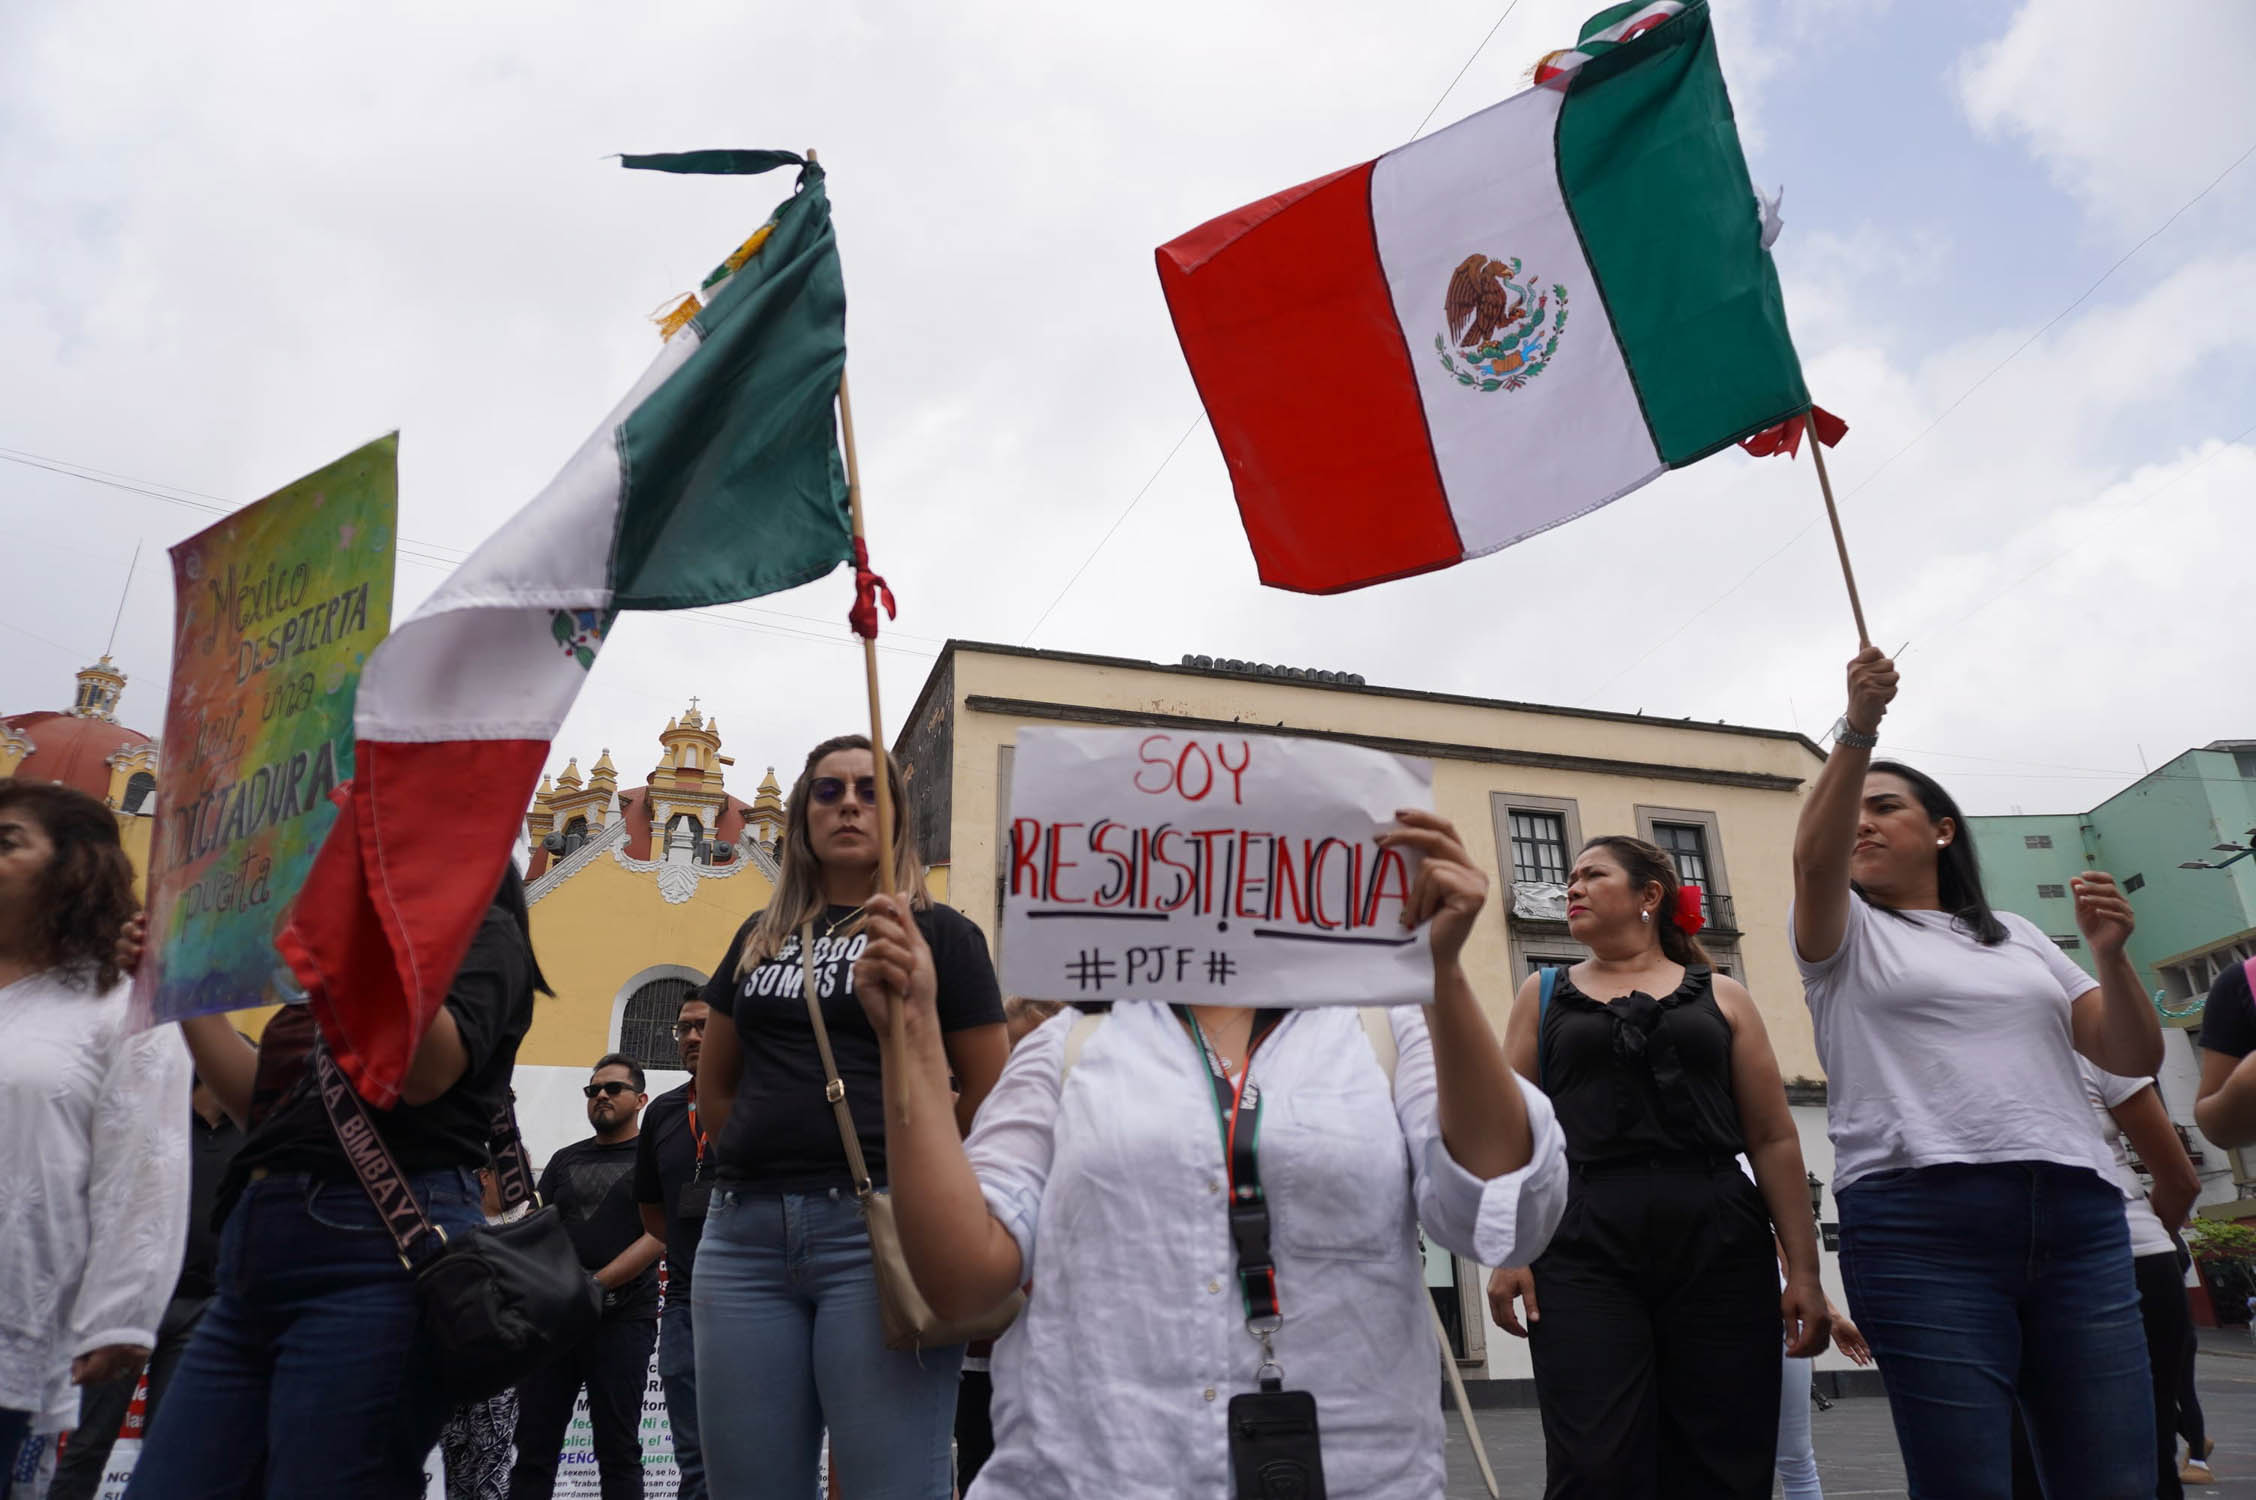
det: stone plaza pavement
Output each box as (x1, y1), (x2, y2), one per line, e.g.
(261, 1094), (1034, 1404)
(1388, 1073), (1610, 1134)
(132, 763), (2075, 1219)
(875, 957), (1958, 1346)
(1440, 1337), (2256, 1498)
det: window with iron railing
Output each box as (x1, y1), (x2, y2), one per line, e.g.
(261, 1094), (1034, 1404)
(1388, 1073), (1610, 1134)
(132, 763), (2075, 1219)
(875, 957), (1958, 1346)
(1509, 810), (1570, 886)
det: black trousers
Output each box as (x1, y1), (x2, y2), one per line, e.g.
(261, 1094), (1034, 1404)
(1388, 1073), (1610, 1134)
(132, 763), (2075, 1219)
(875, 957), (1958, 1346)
(955, 1369), (996, 1491)
(508, 1313), (659, 1500)
(1527, 1160), (1781, 1499)
(49, 1295), (208, 1500)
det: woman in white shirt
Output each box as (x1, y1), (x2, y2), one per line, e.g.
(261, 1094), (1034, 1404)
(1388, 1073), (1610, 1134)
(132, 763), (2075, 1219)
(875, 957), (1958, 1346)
(0, 781), (190, 1461)
(857, 808), (1567, 1498)
(1792, 649), (2162, 1498)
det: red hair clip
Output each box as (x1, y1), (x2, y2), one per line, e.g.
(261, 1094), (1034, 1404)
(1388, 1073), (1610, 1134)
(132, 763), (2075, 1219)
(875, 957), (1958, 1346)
(1673, 885), (1706, 935)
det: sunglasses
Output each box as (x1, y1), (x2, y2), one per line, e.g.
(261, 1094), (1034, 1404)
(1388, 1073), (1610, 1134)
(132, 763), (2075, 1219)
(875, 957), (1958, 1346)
(809, 775), (879, 808)
(583, 1081), (637, 1099)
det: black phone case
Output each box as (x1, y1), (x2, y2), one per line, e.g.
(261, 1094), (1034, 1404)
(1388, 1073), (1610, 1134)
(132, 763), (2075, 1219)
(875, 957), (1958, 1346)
(1227, 1387), (1326, 1500)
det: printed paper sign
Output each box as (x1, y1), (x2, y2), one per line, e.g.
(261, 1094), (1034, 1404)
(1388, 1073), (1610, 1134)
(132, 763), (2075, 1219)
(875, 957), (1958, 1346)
(999, 727), (1436, 1006)
(138, 435), (397, 1021)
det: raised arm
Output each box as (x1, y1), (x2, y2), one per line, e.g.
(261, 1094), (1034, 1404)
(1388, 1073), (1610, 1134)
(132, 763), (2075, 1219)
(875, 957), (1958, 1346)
(858, 895), (1026, 1319)
(178, 1012), (258, 1128)
(1792, 647), (1897, 964)
(1717, 977), (1829, 1357)
(2067, 873), (2163, 1077)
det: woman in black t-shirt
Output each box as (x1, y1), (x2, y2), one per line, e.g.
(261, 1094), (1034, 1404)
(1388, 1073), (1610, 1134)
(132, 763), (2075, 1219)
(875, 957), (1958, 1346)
(131, 867), (544, 1500)
(2195, 957), (2256, 1146)
(694, 733), (1006, 1500)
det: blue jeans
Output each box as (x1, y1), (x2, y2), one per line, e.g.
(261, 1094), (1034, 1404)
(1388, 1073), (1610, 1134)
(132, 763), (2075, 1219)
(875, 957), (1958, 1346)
(1839, 1161), (2152, 1500)
(658, 1302), (704, 1500)
(125, 1168), (486, 1500)
(694, 1188), (961, 1500)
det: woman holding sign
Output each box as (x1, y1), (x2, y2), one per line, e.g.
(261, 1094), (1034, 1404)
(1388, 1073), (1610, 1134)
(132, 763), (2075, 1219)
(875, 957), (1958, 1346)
(690, 734), (1007, 1500)
(855, 806), (1567, 1499)
(1487, 834), (1828, 1498)
(1789, 648), (2159, 1496)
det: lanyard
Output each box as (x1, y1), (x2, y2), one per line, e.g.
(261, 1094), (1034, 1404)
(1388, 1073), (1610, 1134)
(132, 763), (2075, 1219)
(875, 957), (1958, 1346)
(686, 1095), (708, 1170)
(1175, 1005), (1289, 1349)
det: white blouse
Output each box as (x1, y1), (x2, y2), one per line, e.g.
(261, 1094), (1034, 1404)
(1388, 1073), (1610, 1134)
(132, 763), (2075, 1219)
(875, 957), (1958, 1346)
(0, 969), (191, 1424)
(965, 1001), (1567, 1500)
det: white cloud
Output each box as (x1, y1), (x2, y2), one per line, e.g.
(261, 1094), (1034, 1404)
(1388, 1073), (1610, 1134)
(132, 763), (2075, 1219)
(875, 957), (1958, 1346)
(1957, 0), (2256, 225)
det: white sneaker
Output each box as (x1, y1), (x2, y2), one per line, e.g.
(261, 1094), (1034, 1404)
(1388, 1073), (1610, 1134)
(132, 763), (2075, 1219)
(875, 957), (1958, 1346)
(2181, 1458), (2215, 1485)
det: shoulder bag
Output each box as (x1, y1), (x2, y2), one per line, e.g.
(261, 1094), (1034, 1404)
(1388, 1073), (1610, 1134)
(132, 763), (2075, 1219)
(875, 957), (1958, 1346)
(798, 922), (1024, 1350)
(315, 1047), (603, 1402)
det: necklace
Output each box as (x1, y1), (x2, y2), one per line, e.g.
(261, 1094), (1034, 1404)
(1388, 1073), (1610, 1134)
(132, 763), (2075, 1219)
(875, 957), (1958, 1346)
(821, 903), (865, 939)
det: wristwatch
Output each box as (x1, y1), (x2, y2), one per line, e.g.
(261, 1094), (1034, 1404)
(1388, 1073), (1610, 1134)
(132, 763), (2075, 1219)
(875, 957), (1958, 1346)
(1831, 717), (1878, 750)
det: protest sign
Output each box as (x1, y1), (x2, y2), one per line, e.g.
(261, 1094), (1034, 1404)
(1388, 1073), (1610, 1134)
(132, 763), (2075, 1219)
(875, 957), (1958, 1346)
(999, 727), (1435, 1006)
(138, 435), (397, 1022)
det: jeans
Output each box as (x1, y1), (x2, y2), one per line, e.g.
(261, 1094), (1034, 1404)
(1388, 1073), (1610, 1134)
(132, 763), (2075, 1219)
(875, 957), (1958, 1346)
(1776, 1354), (1820, 1500)
(507, 1313), (658, 1500)
(51, 1293), (209, 1500)
(658, 1301), (705, 1500)
(694, 1187), (961, 1500)
(1839, 1161), (2152, 1500)
(1, 1408), (31, 1494)
(124, 1168), (486, 1500)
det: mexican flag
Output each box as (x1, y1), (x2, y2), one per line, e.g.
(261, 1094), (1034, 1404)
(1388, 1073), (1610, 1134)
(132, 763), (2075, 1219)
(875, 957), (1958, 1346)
(278, 151), (854, 1105)
(1158, 1), (1808, 595)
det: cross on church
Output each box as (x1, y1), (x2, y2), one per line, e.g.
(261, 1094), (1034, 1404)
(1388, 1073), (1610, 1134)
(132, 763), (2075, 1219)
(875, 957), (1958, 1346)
(687, 696), (701, 714)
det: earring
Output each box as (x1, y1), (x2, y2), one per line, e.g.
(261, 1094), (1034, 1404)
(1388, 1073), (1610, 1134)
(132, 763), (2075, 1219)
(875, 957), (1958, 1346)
(1640, 910), (1652, 923)
(1937, 839), (1947, 847)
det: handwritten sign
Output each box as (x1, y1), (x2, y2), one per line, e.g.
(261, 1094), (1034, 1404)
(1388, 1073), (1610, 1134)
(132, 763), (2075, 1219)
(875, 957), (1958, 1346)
(139, 435), (397, 1022)
(999, 727), (1436, 1006)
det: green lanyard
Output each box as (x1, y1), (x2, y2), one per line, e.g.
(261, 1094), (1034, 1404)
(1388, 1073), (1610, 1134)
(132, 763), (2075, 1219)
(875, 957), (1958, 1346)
(1175, 1006), (1289, 1340)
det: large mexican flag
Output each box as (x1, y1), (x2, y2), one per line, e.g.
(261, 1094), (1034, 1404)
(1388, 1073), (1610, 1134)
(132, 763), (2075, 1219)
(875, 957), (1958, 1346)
(279, 151), (854, 1105)
(1158, 1), (1807, 594)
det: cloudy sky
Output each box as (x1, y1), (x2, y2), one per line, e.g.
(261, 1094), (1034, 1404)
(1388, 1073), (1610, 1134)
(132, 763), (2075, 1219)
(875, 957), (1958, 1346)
(4, 0), (2252, 831)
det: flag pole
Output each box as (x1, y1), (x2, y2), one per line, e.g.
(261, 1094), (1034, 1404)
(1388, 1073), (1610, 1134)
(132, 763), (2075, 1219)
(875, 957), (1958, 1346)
(1804, 410), (1871, 648)
(809, 150), (912, 1072)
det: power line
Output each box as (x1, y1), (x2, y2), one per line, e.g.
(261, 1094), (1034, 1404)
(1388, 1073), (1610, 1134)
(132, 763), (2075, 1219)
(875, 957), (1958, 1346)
(1585, 134), (2256, 706)
(1016, 0), (1532, 647)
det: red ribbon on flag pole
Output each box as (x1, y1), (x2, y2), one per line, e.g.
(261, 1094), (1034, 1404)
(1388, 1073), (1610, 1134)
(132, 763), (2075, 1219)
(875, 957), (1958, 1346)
(1739, 404), (1848, 460)
(848, 537), (896, 640)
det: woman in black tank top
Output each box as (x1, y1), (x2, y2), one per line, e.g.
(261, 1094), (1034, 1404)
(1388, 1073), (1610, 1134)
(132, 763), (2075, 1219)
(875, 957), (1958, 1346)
(1489, 836), (1829, 1498)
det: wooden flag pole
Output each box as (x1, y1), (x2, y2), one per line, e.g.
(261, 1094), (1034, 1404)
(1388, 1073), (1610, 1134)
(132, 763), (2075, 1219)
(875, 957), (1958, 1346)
(835, 367), (896, 899)
(1804, 413), (1871, 648)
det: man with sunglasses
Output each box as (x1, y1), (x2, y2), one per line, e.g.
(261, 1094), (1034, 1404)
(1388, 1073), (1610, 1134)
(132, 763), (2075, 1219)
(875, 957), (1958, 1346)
(509, 1054), (662, 1500)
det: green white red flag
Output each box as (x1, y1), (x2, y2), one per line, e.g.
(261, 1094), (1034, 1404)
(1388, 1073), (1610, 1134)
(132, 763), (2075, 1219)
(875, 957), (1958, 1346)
(1158, 1), (1816, 594)
(279, 151), (857, 1105)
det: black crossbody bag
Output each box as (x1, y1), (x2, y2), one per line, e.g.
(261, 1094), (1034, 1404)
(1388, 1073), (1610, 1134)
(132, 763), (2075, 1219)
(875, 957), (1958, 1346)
(1175, 1006), (1328, 1500)
(315, 1048), (602, 1403)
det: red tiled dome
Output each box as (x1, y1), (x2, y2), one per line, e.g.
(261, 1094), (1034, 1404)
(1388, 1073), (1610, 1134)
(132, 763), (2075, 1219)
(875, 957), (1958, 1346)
(3, 711), (154, 802)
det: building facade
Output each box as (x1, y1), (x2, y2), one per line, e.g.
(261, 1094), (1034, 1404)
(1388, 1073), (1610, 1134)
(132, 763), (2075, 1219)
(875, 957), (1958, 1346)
(892, 640), (1860, 1382)
(2, 657), (162, 885)
(1972, 741), (2256, 1217)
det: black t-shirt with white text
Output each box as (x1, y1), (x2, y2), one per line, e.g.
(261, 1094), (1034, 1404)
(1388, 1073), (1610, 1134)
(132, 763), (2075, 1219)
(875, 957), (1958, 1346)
(702, 903), (1004, 1191)
(2200, 960), (2256, 1058)
(541, 1134), (660, 1320)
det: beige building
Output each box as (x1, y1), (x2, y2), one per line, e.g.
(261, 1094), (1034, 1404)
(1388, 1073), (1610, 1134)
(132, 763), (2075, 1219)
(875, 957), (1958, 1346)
(896, 640), (1829, 1079)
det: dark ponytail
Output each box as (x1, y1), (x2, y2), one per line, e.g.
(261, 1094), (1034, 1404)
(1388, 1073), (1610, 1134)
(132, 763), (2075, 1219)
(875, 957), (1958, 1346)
(1580, 835), (1715, 968)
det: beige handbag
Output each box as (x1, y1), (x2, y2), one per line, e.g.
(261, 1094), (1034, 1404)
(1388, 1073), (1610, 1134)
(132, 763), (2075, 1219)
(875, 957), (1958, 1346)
(799, 924), (1024, 1351)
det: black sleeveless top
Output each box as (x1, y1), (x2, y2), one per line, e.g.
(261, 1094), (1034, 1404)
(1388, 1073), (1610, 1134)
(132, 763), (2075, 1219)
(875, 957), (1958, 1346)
(1539, 965), (1745, 1166)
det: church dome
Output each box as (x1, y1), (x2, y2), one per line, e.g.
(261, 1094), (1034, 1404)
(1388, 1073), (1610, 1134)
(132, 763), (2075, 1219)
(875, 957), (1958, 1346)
(2, 659), (156, 805)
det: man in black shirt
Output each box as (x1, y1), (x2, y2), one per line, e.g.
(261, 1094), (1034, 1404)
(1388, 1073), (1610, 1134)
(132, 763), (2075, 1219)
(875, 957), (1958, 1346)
(50, 1064), (249, 1500)
(2196, 956), (2256, 1146)
(635, 995), (711, 1500)
(509, 1053), (664, 1500)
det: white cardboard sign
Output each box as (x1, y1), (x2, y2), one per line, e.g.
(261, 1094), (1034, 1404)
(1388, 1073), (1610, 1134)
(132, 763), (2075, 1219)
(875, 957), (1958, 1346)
(999, 727), (1436, 1006)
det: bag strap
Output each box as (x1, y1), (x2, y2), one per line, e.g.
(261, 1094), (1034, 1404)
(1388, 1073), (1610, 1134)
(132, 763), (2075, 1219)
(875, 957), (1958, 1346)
(1061, 1011), (1105, 1077)
(799, 922), (875, 1197)
(1538, 967), (1559, 1093)
(313, 1046), (447, 1265)
(486, 1091), (540, 1212)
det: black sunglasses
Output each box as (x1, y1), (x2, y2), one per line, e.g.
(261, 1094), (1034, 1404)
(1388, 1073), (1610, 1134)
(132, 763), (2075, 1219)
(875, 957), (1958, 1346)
(583, 1080), (637, 1099)
(809, 775), (879, 807)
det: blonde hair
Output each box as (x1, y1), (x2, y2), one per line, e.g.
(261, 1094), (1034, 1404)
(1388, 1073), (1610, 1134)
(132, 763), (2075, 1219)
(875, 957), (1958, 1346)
(738, 734), (929, 975)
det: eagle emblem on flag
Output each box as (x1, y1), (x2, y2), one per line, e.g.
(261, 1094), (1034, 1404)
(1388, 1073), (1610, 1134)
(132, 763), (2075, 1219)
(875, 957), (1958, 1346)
(1435, 254), (1569, 392)
(550, 608), (610, 670)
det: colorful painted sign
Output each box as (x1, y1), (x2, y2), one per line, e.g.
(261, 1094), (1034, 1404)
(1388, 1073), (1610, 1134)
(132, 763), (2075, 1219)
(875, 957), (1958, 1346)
(998, 726), (1436, 1006)
(139, 435), (397, 1021)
